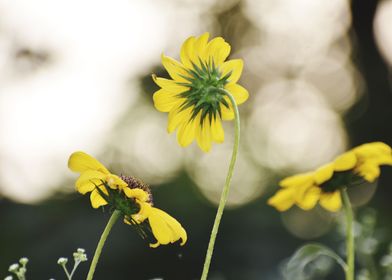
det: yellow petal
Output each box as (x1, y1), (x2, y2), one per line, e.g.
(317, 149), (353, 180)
(279, 172), (313, 188)
(193, 32), (210, 63)
(148, 207), (187, 248)
(224, 84), (249, 105)
(153, 89), (183, 112)
(75, 170), (106, 194)
(124, 188), (149, 202)
(68, 151), (109, 174)
(294, 179), (315, 202)
(356, 142), (391, 154)
(196, 117), (212, 152)
(204, 37), (231, 66)
(267, 188), (297, 211)
(296, 187), (321, 211)
(180, 36), (196, 68)
(319, 191), (342, 212)
(372, 154), (392, 165)
(167, 104), (192, 133)
(177, 119), (196, 147)
(355, 162), (381, 182)
(220, 103), (234, 120)
(333, 151), (357, 171)
(210, 116), (224, 143)
(131, 201), (151, 223)
(219, 59), (243, 84)
(90, 189), (108, 209)
(152, 75), (189, 93)
(354, 142), (392, 161)
(314, 163), (334, 184)
(161, 54), (190, 83)
(106, 174), (128, 189)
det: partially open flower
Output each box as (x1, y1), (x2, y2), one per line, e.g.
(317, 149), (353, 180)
(68, 151), (187, 247)
(268, 142), (392, 212)
(152, 32), (249, 152)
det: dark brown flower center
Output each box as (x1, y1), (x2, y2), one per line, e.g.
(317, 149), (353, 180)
(120, 175), (153, 204)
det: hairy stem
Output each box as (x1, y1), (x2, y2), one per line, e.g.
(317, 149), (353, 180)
(86, 210), (121, 280)
(200, 89), (240, 280)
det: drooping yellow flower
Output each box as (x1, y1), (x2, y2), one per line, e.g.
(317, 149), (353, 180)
(268, 142), (392, 212)
(153, 32), (249, 152)
(68, 151), (128, 208)
(68, 152), (187, 247)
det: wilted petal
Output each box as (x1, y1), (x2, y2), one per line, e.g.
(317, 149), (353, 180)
(148, 207), (187, 248)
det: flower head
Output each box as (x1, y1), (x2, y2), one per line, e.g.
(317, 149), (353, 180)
(68, 151), (187, 247)
(153, 32), (248, 152)
(268, 142), (392, 212)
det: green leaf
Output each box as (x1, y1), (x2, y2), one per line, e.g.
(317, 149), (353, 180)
(283, 243), (347, 280)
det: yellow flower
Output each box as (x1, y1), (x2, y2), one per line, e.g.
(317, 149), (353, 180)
(268, 142), (392, 212)
(153, 32), (249, 152)
(68, 151), (128, 208)
(68, 152), (187, 247)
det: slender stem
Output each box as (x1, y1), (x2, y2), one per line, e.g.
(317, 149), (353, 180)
(341, 189), (354, 280)
(61, 264), (71, 280)
(69, 260), (80, 279)
(86, 210), (121, 280)
(200, 90), (241, 280)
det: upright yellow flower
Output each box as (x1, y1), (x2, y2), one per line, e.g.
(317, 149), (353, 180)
(268, 142), (392, 212)
(68, 151), (187, 247)
(153, 32), (249, 152)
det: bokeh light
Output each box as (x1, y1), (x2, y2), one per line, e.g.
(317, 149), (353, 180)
(374, 0), (392, 66)
(246, 79), (347, 172)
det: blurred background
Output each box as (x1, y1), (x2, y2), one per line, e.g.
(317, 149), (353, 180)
(0, 0), (391, 279)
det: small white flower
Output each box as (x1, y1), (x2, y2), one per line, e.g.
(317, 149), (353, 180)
(8, 264), (19, 273)
(19, 258), (29, 266)
(57, 257), (68, 265)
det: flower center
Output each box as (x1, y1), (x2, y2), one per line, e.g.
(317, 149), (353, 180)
(120, 175), (153, 204)
(178, 59), (231, 123)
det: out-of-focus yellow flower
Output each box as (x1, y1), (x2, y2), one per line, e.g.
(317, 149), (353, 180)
(268, 142), (392, 212)
(68, 152), (187, 247)
(152, 32), (248, 152)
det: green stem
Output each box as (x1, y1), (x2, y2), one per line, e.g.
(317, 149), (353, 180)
(200, 90), (241, 280)
(86, 210), (121, 280)
(341, 189), (355, 280)
(69, 260), (81, 279)
(61, 264), (71, 280)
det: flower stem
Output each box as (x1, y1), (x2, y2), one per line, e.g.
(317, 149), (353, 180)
(341, 188), (354, 280)
(86, 210), (121, 280)
(200, 89), (240, 280)
(61, 264), (71, 280)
